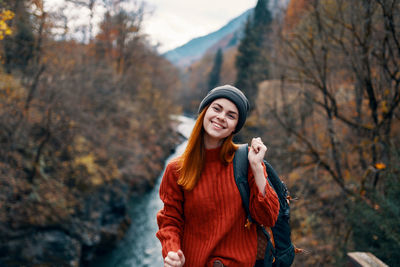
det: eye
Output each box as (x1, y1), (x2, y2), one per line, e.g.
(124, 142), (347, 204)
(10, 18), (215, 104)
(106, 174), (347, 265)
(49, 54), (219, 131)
(228, 113), (237, 120)
(212, 106), (221, 112)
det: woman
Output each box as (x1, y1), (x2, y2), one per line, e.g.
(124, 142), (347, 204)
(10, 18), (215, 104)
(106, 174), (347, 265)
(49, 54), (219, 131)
(156, 85), (280, 267)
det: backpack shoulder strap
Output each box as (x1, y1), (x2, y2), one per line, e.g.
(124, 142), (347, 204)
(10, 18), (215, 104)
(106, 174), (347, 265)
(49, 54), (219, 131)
(264, 160), (289, 211)
(233, 144), (252, 222)
(233, 145), (287, 221)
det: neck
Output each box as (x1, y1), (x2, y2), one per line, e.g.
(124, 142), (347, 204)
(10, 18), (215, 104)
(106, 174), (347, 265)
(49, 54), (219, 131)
(203, 135), (223, 149)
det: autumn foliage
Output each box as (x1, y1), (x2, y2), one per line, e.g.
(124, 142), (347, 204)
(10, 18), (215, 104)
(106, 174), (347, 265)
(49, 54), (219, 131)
(1, 0), (399, 265)
(0, 9), (13, 40)
(0, 0), (181, 265)
(237, 0), (400, 265)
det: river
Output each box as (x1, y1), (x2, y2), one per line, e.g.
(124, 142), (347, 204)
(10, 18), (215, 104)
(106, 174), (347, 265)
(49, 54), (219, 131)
(89, 115), (195, 267)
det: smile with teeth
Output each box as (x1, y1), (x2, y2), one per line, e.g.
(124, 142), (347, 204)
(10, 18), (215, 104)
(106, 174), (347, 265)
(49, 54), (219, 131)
(212, 121), (225, 129)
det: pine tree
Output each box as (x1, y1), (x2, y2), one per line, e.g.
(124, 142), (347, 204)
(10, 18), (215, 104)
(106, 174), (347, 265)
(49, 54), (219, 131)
(208, 48), (223, 90)
(235, 0), (272, 106)
(254, 0), (272, 27)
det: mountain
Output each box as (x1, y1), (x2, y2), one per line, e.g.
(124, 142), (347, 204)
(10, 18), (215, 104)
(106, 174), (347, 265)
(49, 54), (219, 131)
(163, 8), (253, 68)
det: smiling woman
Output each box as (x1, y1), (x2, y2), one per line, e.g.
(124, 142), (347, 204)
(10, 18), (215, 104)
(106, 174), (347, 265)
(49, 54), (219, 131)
(156, 85), (280, 267)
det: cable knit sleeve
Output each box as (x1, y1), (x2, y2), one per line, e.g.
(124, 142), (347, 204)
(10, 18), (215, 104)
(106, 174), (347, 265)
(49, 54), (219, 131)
(156, 160), (185, 258)
(248, 162), (280, 227)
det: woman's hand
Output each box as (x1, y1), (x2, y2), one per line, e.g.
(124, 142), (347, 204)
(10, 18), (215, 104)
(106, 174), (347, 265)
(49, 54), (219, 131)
(164, 250), (185, 267)
(248, 137), (267, 167)
(248, 137), (268, 195)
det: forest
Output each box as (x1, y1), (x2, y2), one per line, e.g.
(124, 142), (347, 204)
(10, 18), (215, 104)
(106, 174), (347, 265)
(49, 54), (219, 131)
(0, 0), (399, 266)
(0, 0), (181, 265)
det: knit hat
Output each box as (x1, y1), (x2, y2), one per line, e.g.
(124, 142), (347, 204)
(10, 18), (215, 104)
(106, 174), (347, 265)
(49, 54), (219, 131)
(198, 85), (250, 133)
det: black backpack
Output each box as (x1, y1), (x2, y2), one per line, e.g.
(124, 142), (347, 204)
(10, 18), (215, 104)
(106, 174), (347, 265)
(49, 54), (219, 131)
(233, 144), (295, 267)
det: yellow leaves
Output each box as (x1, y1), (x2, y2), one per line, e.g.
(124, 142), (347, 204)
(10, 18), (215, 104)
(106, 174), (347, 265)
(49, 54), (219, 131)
(381, 100), (389, 114)
(75, 154), (97, 175)
(71, 134), (121, 190)
(74, 135), (89, 152)
(74, 153), (104, 186)
(0, 10), (14, 40)
(1, 10), (14, 20)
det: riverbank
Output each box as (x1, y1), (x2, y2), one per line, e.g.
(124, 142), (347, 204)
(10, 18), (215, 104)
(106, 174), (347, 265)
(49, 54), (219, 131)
(0, 119), (183, 267)
(88, 115), (195, 267)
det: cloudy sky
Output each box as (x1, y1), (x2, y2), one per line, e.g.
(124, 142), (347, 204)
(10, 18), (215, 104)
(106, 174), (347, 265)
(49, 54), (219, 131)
(45, 0), (257, 53)
(142, 0), (257, 52)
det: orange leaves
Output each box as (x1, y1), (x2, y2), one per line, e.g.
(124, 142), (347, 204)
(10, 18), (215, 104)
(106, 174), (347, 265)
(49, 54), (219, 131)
(374, 162), (386, 170)
(30, 0), (44, 11)
(289, 171), (302, 183)
(285, 0), (312, 30)
(0, 71), (27, 118)
(383, 89), (390, 96)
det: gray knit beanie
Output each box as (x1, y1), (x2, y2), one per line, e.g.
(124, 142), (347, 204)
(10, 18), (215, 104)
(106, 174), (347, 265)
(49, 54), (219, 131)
(198, 85), (250, 133)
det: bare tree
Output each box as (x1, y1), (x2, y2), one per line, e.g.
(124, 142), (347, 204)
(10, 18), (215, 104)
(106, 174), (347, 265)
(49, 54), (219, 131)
(271, 0), (400, 194)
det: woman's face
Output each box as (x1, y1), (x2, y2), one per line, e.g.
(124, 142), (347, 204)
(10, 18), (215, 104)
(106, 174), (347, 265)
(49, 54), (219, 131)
(203, 98), (239, 148)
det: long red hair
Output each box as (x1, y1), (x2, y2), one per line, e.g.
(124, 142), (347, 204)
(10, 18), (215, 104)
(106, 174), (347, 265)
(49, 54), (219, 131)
(177, 105), (238, 190)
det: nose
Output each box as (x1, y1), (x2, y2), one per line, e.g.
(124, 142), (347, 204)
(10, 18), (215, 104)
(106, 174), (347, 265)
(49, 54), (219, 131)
(216, 112), (226, 121)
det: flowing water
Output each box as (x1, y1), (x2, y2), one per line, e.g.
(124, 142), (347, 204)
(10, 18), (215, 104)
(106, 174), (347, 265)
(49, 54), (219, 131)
(90, 116), (195, 267)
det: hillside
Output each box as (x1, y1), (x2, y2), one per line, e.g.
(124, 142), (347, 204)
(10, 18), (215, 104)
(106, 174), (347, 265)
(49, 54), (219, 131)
(163, 9), (252, 67)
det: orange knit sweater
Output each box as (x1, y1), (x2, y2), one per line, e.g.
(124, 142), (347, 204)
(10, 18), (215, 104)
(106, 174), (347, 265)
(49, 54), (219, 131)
(156, 147), (280, 267)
